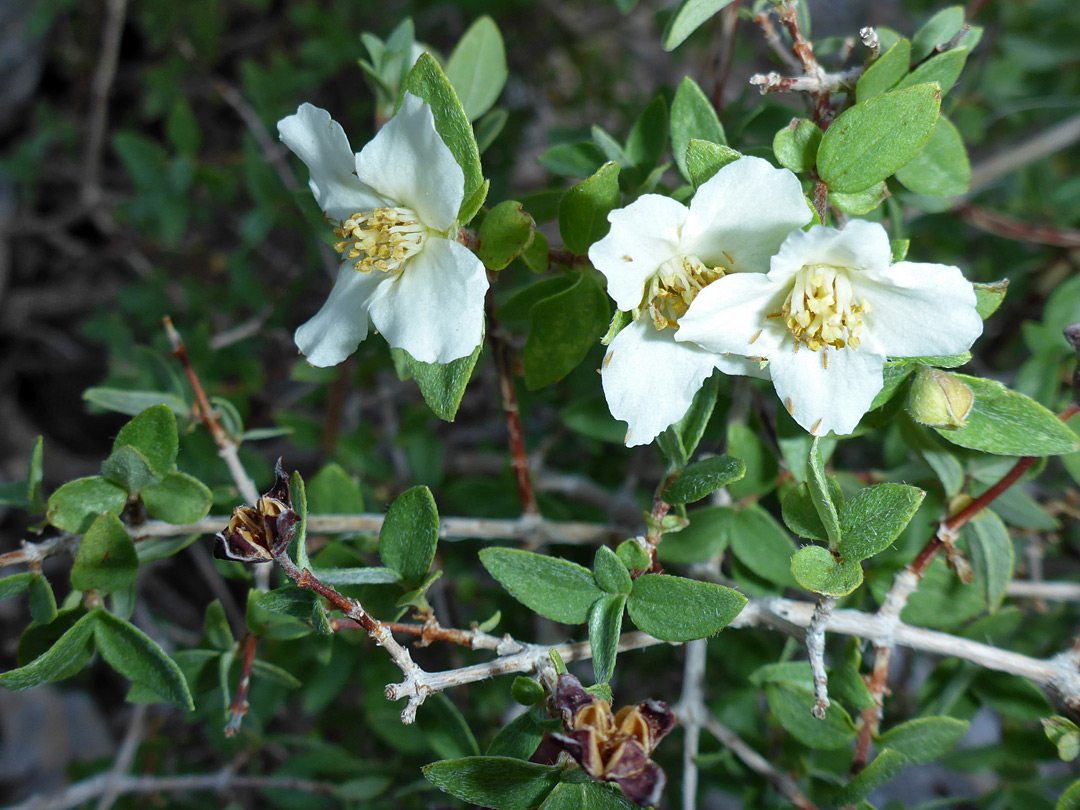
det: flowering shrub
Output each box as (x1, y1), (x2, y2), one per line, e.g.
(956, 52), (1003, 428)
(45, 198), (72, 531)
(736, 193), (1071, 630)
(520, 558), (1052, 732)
(4, 2), (1080, 809)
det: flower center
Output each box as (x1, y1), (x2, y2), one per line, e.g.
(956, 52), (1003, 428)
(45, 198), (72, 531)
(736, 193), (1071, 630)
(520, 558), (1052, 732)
(641, 255), (724, 330)
(778, 264), (871, 351)
(334, 207), (427, 274)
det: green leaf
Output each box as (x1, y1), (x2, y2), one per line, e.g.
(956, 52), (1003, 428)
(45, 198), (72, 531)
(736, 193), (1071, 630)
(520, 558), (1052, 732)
(257, 587), (331, 634)
(419, 693), (481, 759)
(1059, 779), (1080, 810)
(963, 509), (1014, 611)
(901, 418), (965, 497)
(46, 475), (128, 533)
(403, 54), (485, 224)
(624, 96), (668, 172)
(445, 16), (507, 121)
(101, 446), (162, 493)
(589, 593), (626, 683)
(726, 422), (778, 499)
(670, 77), (726, 182)
(0, 573), (35, 600)
(71, 513), (139, 593)
(933, 374), (1080, 456)
(480, 548), (603, 624)
(306, 463), (364, 514)
(685, 140), (741, 188)
(1044, 716), (1080, 763)
(626, 574), (745, 642)
(911, 6), (965, 61)
(773, 119), (822, 173)
(379, 486), (439, 588)
(817, 83), (941, 193)
(166, 97), (201, 155)
(405, 341), (483, 422)
(203, 600), (234, 650)
(523, 271), (610, 390)
(289, 470), (310, 571)
(475, 108), (508, 155)
(112, 405), (179, 476)
(558, 162), (621, 255)
(656, 373), (719, 468)
(28, 574), (57, 624)
(488, 711), (545, 760)
(593, 546), (632, 595)
(511, 677), (546, 706)
(856, 38), (912, 102)
(833, 748), (910, 805)
(478, 201), (535, 271)
(141, 472), (213, 524)
(27, 435), (45, 514)
(662, 455), (745, 505)
(0, 611), (96, 690)
(423, 757), (561, 810)
(617, 539), (651, 572)
(728, 505), (801, 589)
(538, 142), (605, 178)
(662, 0), (737, 51)
(974, 280), (1008, 319)
(313, 567), (401, 585)
(878, 716), (970, 762)
(838, 483), (925, 561)
(93, 609), (194, 710)
(791, 545), (864, 597)
(765, 682), (857, 749)
(895, 114), (970, 197)
(830, 181), (887, 215)
(896, 47), (968, 95)
(781, 479), (842, 541)
(659, 506), (732, 565)
(83, 388), (189, 417)
(250, 658), (301, 689)
(807, 437), (842, 548)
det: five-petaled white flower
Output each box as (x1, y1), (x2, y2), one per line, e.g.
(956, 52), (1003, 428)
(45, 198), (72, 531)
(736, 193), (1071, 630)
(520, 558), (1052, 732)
(278, 92), (487, 367)
(588, 156), (812, 446)
(676, 220), (984, 436)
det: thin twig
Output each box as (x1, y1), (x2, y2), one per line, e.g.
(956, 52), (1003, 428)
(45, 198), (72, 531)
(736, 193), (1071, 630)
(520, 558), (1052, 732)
(808, 596), (835, 720)
(94, 705), (148, 810)
(81, 0), (129, 206)
(1, 770), (334, 810)
(674, 639), (707, 810)
(966, 112), (1080, 197)
(954, 204), (1080, 248)
(224, 633), (258, 737)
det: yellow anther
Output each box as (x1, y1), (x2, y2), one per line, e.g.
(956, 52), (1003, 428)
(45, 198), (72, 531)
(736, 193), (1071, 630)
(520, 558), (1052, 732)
(776, 264), (869, 352)
(333, 206), (427, 274)
(640, 255), (724, 331)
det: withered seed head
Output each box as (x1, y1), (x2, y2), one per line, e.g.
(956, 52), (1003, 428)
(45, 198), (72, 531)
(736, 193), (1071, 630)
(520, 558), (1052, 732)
(550, 673), (675, 807)
(214, 459), (299, 563)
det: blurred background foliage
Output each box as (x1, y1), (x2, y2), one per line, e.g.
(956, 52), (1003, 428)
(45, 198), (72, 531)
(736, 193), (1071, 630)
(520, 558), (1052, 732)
(2, 0), (1080, 807)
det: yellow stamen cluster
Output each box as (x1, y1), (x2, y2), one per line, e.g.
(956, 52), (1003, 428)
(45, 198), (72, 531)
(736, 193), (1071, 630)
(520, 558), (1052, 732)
(779, 264), (871, 352)
(642, 255), (724, 330)
(334, 206), (427, 274)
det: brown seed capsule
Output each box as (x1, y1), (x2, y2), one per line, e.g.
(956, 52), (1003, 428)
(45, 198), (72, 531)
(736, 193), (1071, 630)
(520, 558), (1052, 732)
(550, 673), (675, 807)
(214, 459), (299, 563)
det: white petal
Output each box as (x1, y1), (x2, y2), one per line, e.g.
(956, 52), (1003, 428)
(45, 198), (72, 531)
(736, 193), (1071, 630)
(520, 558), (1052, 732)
(277, 104), (387, 221)
(681, 156), (812, 274)
(356, 92), (464, 232)
(294, 263), (387, 367)
(588, 194), (688, 313)
(859, 261), (982, 358)
(602, 318), (718, 447)
(368, 237), (487, 364)
(675, 273), (787, 357)
(769, 220), (891, 283)
(768, 343), (886, 436)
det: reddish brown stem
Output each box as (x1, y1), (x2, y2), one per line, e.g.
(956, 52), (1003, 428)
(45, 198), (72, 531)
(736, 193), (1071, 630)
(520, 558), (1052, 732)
(164, 317), (231, 446)
(955, 204), (1080, 249)
(224, 633), (259, 737)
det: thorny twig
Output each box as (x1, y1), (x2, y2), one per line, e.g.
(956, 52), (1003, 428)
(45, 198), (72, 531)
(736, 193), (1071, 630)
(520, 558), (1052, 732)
(851, 401), (1080, 773)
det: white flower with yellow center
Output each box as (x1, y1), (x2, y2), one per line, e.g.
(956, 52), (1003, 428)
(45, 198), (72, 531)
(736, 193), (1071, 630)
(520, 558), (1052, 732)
(588, 156), (812, 446)
(676, 220), (984, 436)
(278, 93), (487, 367)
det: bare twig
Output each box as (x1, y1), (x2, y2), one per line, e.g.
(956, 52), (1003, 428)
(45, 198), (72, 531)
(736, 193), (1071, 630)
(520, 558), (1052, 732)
(94, 705), (148, 810)
(224, 634), (258, 737)
(1007, 580), (1080, 602)
(967, 112), (1080, 196)
(693, 708), (818, 810)
(674, 639), (707, 810)
(2, 769), (334, 810)
(807, 596), (835, 720)
(81, 0), (129, 206)
(954, 204), (1080, 248)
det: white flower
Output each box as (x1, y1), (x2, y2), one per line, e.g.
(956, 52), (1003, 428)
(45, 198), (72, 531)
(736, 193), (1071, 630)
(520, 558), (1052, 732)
(278, 92), (487, 367)
(675, 220), (984, 436)
(588, 156), (812, 446)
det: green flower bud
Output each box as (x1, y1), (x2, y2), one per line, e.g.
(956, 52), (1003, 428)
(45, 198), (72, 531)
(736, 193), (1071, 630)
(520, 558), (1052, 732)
(907, 367), (974, 430)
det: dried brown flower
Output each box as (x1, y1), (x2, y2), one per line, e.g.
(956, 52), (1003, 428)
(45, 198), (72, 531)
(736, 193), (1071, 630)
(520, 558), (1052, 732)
(214, 460), (298, 563)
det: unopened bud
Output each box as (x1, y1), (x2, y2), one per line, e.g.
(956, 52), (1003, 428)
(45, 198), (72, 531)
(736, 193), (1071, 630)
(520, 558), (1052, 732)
(907, 367), (974, 430)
